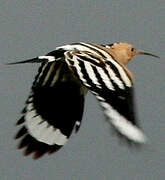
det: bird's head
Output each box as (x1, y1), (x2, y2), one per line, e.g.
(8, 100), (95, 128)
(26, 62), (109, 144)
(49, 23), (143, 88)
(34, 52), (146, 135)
(109, 42), (159, 65)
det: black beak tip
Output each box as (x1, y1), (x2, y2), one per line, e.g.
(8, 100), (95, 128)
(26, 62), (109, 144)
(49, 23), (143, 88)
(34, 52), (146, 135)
(138, 50), (160, 59)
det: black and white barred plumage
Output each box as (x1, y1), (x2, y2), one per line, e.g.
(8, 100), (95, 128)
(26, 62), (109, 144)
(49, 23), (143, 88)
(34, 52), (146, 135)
(13, 42), (147, 159)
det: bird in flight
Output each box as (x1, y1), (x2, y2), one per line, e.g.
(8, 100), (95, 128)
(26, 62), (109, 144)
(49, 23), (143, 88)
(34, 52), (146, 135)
(7, 42), (159, 159)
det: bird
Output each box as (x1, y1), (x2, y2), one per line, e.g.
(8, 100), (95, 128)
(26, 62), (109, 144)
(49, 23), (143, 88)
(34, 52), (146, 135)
(6, 42), (159, 159)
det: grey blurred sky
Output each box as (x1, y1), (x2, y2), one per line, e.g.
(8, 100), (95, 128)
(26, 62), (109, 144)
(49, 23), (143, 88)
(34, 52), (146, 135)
(0, 0), (164, 179)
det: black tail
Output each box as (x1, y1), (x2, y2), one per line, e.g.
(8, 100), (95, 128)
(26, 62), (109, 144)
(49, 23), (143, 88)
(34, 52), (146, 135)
(5, 58), (44, 65)
(5, 49), (66, 65)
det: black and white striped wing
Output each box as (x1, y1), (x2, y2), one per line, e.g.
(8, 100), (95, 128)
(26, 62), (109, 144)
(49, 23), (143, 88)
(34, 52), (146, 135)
(65, 51), (147, 144)
(15, 60), (85, 159)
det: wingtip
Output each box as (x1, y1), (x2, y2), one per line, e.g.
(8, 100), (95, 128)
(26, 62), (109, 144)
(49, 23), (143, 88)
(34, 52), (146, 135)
(110, 122), (148, 146)
(110, 119), (148, 144)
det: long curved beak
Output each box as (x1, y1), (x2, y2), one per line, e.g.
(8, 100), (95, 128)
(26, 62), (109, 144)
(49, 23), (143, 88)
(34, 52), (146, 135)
(138, 50), (160, 58)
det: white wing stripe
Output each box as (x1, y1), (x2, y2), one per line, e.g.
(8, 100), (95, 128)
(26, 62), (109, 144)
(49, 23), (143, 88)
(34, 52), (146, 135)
(100, 101), (147, 143)
(84, 61), (102, 89)
(50, 66), (61, 87)
(56, 44), (89, 51)
(51, 129), (68, 145)
(57, 43), (113, 61)
(39, 56), (55, 62)
(25, 102), (67, 145)
(76, 53), (100, 64)
(96, 66), (115, 91)
(35, 63), (49, 85)
(106, 66), (125, 89)
(107, 58), (132, 87)
(42, 62), (56, 86)
(80, 42), (110, 58)
(72, 57), (91, 87)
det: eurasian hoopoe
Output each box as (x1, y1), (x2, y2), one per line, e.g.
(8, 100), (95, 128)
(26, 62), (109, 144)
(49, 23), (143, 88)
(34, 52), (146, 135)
(7, 42), (159, 159)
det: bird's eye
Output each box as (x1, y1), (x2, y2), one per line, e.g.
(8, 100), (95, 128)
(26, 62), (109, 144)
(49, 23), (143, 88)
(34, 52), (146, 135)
(131, 48), (134, 52)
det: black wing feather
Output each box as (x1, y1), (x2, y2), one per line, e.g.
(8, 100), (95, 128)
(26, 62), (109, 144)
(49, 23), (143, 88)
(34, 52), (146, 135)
(16, 59), (85, 159)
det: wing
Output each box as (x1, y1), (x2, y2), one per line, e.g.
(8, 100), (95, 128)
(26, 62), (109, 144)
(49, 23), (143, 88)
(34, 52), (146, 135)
(64, 50), (147, 144)
(15, 60), (85, 159)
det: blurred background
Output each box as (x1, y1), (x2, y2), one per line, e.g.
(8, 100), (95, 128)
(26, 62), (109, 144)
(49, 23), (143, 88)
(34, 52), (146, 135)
(0, 0), (164, 179)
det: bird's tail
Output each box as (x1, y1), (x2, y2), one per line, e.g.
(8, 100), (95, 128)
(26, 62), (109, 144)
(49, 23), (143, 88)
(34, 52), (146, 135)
(5, 58), (44, 65)
(5, 49), (66, 65)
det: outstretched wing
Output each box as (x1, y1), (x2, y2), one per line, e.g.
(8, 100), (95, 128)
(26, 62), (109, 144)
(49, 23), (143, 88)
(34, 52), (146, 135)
(15, 60), (85, 159)
(64, 50), (147, 144)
